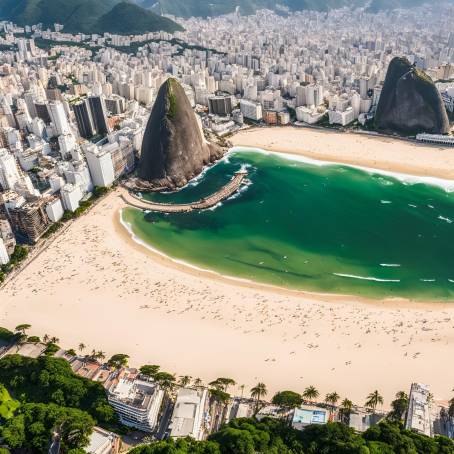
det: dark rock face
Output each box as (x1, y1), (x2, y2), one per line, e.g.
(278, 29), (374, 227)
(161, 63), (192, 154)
(138, 78), (224, 188)
(375, 57), (449, 135)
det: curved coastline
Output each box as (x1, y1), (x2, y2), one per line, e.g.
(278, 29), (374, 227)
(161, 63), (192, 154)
(116, 208), (445, 309)
(118, 140), (454, 305)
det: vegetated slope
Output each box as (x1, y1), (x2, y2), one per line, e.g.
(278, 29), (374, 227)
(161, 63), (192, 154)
(375, 56), (450, 134)
(138, 0), (448, 17)
(94, 2), (183, 35)
(0, 0), (183, 34)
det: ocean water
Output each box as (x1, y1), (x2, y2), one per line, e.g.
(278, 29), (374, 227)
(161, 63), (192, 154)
(121, 148), (454, 300)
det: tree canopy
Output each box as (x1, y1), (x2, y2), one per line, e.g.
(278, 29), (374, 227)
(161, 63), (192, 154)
(127, 418), (454, 454)
(271, 390), (303, 409)
(0, 354), (115, 424)
(1, 402), (94, 452)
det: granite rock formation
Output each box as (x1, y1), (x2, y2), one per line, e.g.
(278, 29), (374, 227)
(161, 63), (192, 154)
(138, 78), (224, 188)
(375, 57), (449, 135)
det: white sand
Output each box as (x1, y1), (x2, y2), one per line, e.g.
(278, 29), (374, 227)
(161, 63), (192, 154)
(231, 126), (454, 179)
(2, 127), (454, 406)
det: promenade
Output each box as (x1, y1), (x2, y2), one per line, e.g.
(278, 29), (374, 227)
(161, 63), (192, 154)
(119, 171), (247, 213)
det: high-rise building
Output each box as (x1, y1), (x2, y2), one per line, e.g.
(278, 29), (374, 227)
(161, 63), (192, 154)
(88, 96), (110, 136)
(0, 237), (9, 265)
(105, 95), (126, 115)
(0, 149), (21, 191)
(108, 377), (164, 432)
(48, 101), (71, 136)
(0, 218), (16, 255)
(73, 100), (95, 139)
(34, 101), (51, 124)
(5, 198), (49, 243)
(208, 96), (233, 116)
(84, 145), (115, 187)
(61, 184), (82, 212)
(405, 383), (432, 437)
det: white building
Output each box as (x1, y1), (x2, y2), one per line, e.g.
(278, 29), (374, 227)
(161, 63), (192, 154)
(405, 383), (432, 437)
(86, 427), (120, 454)
(61, 183), (83, 212)
(58, 133), (76, 157)
(169, 388), (208, 441)
(0, 148), (21, 190)
(240, 99), (263, 121)
(48, 101), (71, 136)
(46, 197), (64, 222)
(0, 238), (9, 265)
(85, 145), (115, 187)
(296, 106), (325, 124)
(328, 107), (356, 126)
(108, 378), (164, 433)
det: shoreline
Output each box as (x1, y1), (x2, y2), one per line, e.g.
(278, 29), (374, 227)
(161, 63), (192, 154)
(117, 206), (452, 309)
(3, 129), (454, 403)
(229, 126), (454, 180)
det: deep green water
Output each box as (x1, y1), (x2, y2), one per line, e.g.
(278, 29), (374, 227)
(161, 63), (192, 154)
(121, 148), (454, 300)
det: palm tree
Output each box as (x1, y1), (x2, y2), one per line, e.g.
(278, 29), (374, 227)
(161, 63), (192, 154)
(43, 334), (50, 344)
(179, 375), (191, 387)
(303, 386), (319, 403)
(250, 383), (268, 401)
(78, 343), (85, 353)
(209, 377), (236, 393)
(193, 378), (203, 388)
(96, 351), (106, 361)
(239, 384), (245, 398)
(365, 390), (384, 413)
(50, 336), (59, 344)
(325, 392), (340, 420)
(250, 382), (268, 415)
(395, 391), (407, 400)
(448, 397), (454, 419)
(325, 392), (340, 408)
(339, 398), (353, 424)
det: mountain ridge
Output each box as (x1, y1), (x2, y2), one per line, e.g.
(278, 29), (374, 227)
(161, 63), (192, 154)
(0, 0), (183, 34)
(136, 0), (452, 17)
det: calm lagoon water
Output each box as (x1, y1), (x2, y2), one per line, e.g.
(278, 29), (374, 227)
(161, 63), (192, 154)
(122, 148), (454, 300)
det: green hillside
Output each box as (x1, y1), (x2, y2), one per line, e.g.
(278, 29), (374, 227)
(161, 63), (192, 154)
(0, 0), (182, 34)
(94, 2), (183, 34)
(139, 0), (452, 17)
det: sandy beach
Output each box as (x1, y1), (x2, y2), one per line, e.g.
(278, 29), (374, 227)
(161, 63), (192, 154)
(230, 126), (454, 180)
(2, 127), (454, 406)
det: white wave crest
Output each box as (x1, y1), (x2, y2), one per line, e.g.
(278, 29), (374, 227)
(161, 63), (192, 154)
(229, 146), (454, 192)
(333, 273), (400, 283)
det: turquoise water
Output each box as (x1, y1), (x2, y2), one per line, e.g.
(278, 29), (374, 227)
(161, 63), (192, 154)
(122, 148), (454, 300)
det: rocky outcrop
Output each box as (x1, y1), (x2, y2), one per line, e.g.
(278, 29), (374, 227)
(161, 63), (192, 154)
(375, 57), (449, 135)
(138, 78), (224, 189)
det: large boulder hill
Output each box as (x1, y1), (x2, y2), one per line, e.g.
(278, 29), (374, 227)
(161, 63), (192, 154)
(375, 57), (449, 135)
(138, 78), (224, 188)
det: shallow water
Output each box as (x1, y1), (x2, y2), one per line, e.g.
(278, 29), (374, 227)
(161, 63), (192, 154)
(122, 148), (454, 300)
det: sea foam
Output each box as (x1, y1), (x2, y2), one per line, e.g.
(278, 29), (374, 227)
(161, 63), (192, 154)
(229, 146), (454, 192)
